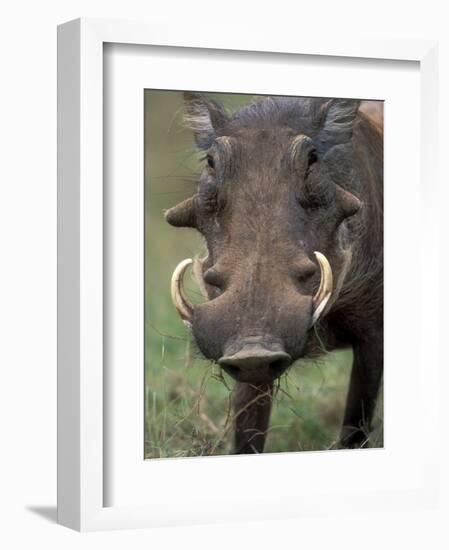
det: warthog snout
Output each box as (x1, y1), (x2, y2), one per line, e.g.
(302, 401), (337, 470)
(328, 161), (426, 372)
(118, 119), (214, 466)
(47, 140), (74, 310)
(219, 340), (292, 383)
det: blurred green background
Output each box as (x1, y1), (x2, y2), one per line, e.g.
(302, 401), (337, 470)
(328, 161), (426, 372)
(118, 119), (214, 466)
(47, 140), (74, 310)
(144, 90), (383, 458)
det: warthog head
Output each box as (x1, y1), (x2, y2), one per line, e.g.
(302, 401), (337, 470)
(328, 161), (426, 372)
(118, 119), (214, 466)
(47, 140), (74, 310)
(166, 93), (362, 384)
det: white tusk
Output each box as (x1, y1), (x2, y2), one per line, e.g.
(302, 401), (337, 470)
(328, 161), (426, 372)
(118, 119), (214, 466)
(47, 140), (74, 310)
(171, 259), (194, 327)
(311, 251), (333, 325)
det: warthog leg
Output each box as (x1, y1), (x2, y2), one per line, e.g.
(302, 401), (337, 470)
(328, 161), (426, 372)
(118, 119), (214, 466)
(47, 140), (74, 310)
(340, 334), (383, 448)
(232, 381), (274, 454)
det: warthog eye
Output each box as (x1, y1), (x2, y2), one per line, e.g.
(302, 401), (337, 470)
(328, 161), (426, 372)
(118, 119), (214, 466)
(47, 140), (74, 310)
(206, 154), (215, 170)
(308, 149), (318, 167)
(305, 149), (318, 179)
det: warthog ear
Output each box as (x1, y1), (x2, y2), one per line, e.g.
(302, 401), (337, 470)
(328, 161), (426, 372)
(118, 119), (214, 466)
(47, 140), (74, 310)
(183, 92), (229, 150)
(165, 196), (197, 228)
(317, 99), (361, 153)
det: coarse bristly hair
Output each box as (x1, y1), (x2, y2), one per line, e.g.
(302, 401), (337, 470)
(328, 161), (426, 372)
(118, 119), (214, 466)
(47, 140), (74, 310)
(183, 93), (362, 156)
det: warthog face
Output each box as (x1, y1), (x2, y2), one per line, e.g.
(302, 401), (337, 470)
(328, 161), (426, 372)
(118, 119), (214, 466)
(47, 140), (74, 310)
(166, 93), (362, 384)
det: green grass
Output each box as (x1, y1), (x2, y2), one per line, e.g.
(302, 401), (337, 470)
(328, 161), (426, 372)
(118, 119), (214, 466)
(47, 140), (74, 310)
(144, 90), (383, 458)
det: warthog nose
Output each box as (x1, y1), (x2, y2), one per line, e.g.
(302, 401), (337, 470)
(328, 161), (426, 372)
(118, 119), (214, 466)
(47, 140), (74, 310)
(218, 344), (292, 383)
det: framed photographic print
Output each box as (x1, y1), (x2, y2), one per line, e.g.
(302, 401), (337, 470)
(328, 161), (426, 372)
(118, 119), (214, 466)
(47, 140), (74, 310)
(58, 18), (440, 531)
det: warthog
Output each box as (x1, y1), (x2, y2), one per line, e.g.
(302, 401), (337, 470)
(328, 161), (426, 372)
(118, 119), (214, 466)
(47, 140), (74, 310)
(166, 93), (383, 453)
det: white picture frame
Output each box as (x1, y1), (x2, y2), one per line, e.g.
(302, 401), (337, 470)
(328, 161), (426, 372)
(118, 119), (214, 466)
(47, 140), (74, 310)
(57, 17), (440, 531)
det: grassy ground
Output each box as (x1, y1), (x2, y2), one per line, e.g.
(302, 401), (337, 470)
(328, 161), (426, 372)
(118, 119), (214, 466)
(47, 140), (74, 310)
(144, 90), (383, 458)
